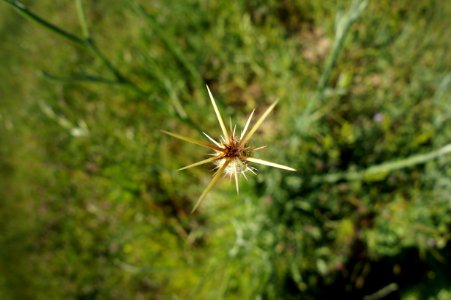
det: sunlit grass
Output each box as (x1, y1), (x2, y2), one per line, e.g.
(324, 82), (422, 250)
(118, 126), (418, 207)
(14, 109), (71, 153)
(1, 0), (450, 299)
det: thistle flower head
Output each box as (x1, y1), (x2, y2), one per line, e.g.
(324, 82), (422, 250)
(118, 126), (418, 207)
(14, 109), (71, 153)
(163, 85), (296, 213)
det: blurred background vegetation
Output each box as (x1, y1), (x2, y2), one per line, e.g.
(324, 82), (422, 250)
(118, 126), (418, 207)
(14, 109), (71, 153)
(1, 0), (451, 299)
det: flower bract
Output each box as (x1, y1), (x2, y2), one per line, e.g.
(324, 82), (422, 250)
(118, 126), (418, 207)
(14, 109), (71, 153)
(163, 85), (296, 213)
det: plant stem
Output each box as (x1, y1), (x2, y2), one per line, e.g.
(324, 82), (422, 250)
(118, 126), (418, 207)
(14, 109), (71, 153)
(316, 0), (369, 100)
(3, 0), (85, 46)
(3, 0), (200, 131)
(3, 0), (146, 93)
(312, 143), (451, 184)
(83, 39), (127, 83)
(298, 0), (369, 133)
(75, 0), (90, 39)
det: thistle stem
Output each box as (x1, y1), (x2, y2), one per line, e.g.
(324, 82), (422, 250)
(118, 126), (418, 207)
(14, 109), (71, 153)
(312, 142), (451, 184)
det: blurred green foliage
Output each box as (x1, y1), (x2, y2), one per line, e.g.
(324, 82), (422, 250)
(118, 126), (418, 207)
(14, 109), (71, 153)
(1, 0), (451, 299)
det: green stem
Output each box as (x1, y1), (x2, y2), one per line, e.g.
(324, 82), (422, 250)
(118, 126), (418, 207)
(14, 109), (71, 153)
(74, 0), (129, 84)
(298, 0), (369, 133)
(83, 39), (126, 83)
(75, 0), (90, 39)
(316, 0), (369, 100)
(3, 0), (200, 131)
(312, 143), (451, 184)
(3, 0), (141, 91)
(3, 0), (85, 46)
(83, 38), (149, 95)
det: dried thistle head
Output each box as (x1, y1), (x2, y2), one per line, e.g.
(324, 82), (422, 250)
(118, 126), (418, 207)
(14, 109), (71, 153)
(163, 85), (296, 213)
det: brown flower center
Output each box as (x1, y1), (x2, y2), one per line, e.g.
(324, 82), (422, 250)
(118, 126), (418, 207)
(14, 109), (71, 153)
(223, 140), (252, 159)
